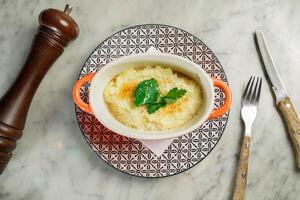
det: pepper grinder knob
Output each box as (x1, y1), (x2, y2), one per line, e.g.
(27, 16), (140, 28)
(39, 4), (79, 47)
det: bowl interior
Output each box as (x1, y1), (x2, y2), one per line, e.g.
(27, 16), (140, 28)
(89, 52), (214, 140)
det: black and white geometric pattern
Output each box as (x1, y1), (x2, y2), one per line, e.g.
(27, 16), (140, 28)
(75, 24), (229, 178)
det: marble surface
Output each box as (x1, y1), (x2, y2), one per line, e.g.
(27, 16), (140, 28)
(1, 0), (300, 199)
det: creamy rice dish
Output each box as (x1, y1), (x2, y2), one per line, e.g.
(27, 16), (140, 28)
(103, 66), (203, 131)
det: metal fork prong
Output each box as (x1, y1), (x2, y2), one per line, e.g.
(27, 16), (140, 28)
(245, 76), (255, 103)
(250, 77), (259, 103)
(255, 77), (262, 103)
(242, 76), (253, 102)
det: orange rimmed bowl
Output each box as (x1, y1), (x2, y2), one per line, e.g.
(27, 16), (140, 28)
(73, 51), (232, 140)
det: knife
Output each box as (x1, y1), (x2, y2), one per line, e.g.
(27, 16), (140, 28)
(255, 30), (300, 169)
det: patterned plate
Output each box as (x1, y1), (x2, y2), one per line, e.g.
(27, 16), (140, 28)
(75, 24), (229, 178)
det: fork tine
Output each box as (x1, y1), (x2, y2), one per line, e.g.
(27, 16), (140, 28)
(255, 77), (262, 103)
(245, 77), (255, 102)
(242, 76), (253, 101)
(250, 77), (259, 103)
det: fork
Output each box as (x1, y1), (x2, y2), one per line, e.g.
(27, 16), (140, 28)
(232, 76), (262, 200)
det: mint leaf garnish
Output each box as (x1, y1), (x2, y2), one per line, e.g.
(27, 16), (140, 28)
(133, 79), (187, 114)
(134, 78), (159, 106)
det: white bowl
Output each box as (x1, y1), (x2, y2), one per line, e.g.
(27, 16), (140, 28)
(73, 51), (231, 140)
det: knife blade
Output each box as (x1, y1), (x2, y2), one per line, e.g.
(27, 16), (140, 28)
(255, 30), (287, 103)
(255, 30), (300, 169)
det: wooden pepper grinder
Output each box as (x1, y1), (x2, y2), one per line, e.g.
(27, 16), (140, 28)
(0, 5), (79, 174)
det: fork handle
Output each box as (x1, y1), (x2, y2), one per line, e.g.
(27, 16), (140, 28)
(232, 136), (250, 200)
(277, 97), (300, 169)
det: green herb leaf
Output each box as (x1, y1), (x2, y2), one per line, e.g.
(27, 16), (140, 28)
(133, 79), (187, 114)
(165, 87), (187, 99)
(146, 102), (166, 114)
(161, 97), (176, 104)
(134, 78), (160, 106)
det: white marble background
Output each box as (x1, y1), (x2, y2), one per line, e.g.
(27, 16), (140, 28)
(1, 0), (300, 199)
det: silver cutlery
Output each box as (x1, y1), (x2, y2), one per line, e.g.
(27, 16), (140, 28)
(233, 76), (262, 200)
(255, 30), (300, 169)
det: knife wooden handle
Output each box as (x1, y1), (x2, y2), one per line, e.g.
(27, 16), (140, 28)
(278, 97), (300, 169)
(232, 136), (251, 200)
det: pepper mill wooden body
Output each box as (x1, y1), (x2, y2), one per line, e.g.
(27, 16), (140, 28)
(0, 5), (79, 174)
